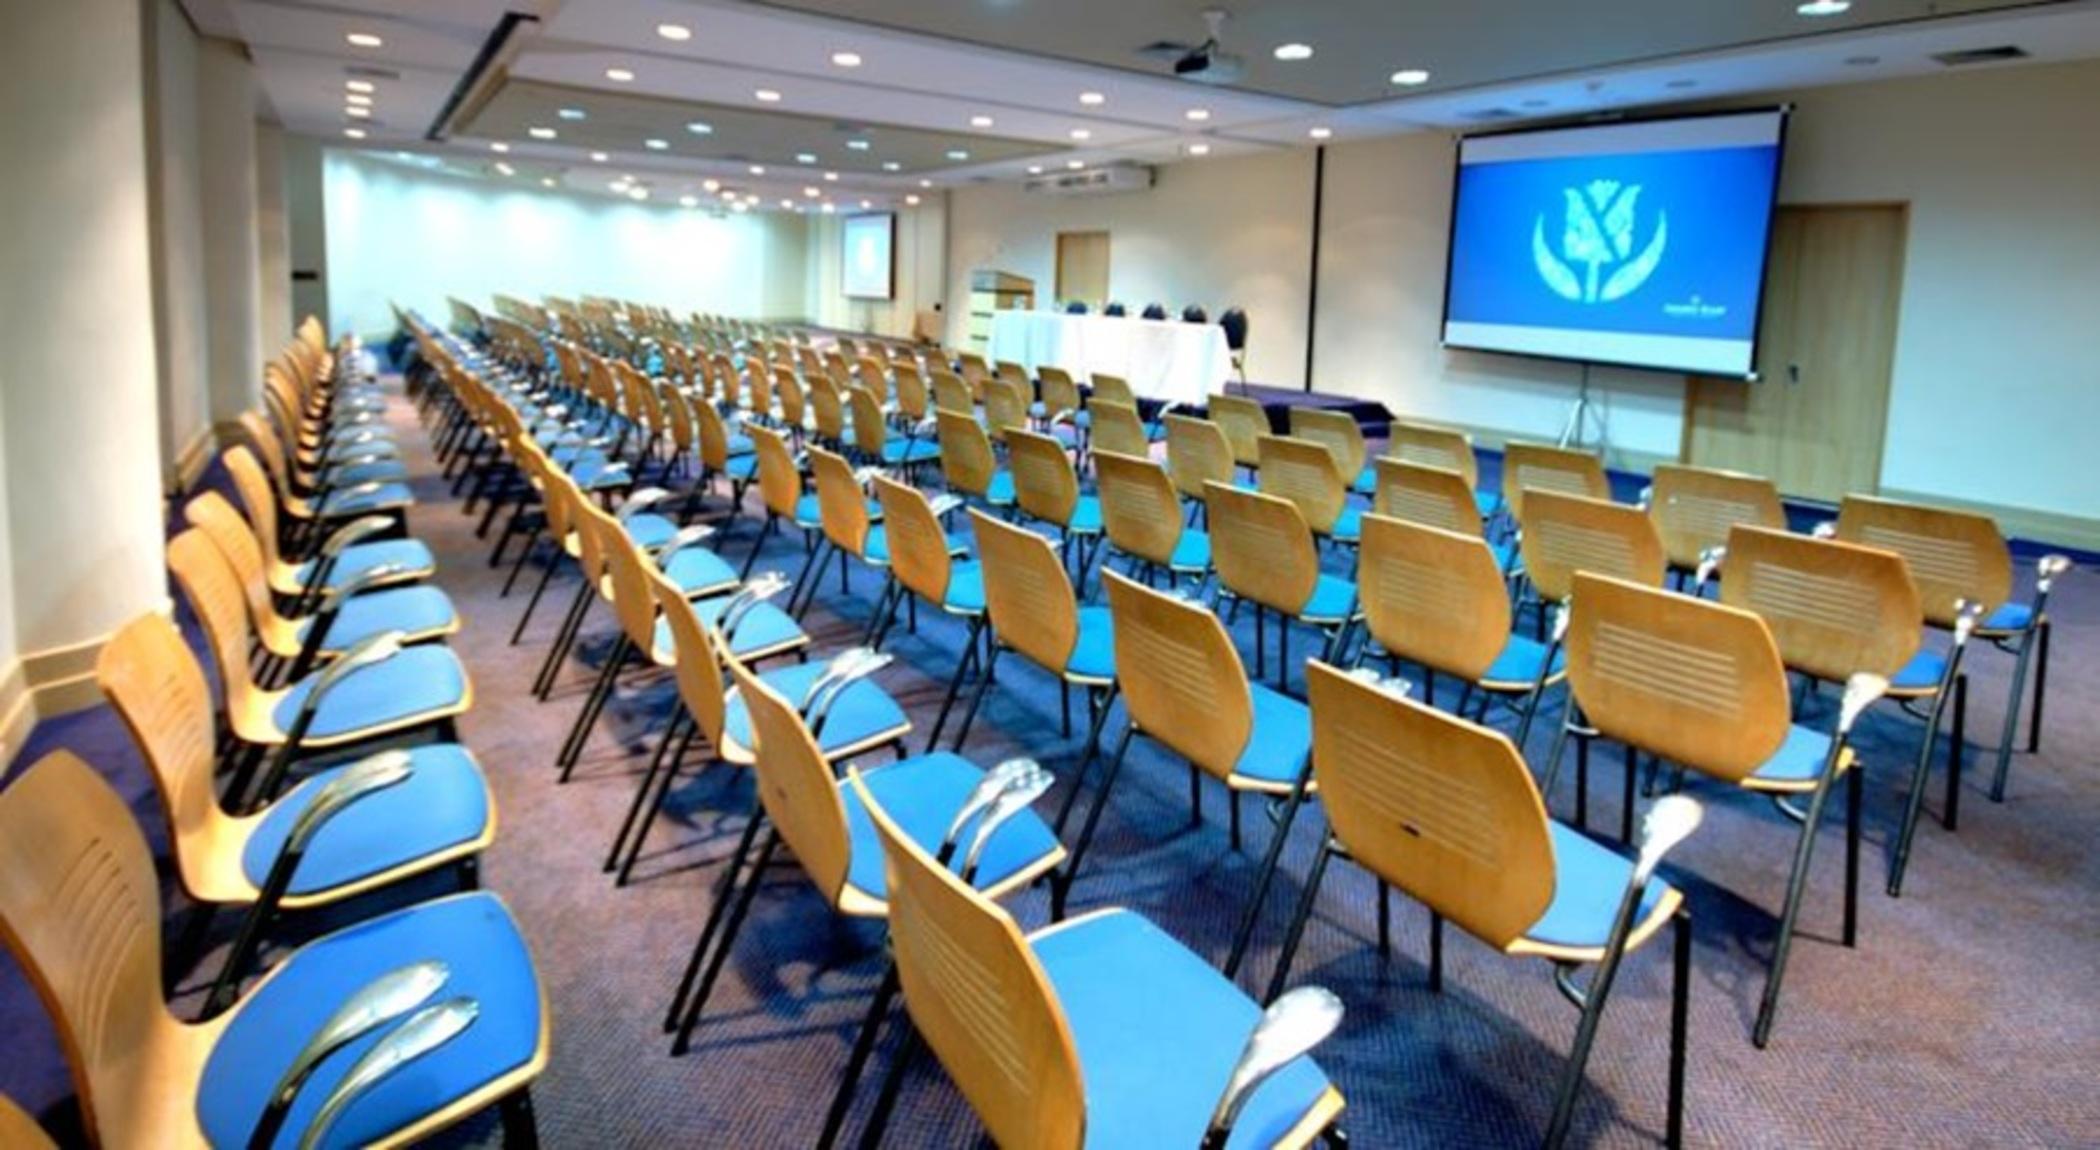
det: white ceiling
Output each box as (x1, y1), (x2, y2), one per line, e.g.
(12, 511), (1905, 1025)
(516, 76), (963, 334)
(189, 0), (2100, 213)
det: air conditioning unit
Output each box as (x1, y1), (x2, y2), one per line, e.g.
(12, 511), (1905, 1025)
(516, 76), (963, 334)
(1025, 163), (1155, 197)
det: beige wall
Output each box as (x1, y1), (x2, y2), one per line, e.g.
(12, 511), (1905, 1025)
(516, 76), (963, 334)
(806, 198), (947, 339)
(145, 0), (212, 489)
(285, 133), (329, 330)
(197, 36), (263, 425)
(946, 151), (1317, 387)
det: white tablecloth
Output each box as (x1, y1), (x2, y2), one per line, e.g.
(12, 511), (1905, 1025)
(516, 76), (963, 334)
(987, 311), (1231, 406)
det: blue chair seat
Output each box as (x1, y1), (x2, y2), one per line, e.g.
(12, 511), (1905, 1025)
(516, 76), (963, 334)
(622, 513), (677, 552)
(293, 540), (436, 595)
(655, 596), (807, 662)
(1143, 420), (1166, 443)
(839, 752), (1064, 902)
(1475, 490), (1503, 518)
(1169, 529), (1211, 573)
(1490, 540), (1519, 574)
(1031, 908), (1336, 1149)
(321, 458), (410, 488)
(1069, 495), (1103, 535)
(1300, 574), (1358, 624)
(1981, 601), (2033, 634)
(1745, 724), (1840, 792)
(1892, 647), (1948, 692)
(196, 892), (543, 1150)
(1480, 633), (1565, 690)
(1230, 683), (1311, 790)
(245, 744), (489, 896)
(662, 546), (740, 599)
(320, 432), (398, 459)
(941, 561), (986, 614)
(726, 433), (755, 457)
(881, 438), (942, 467)
(1521, 824), (1675, 954)
(568, 453), (631, 491)
(1327, 506), (1362, 544)
(724, 660), (909, 759)
(298, 586), (459, 655)
(725, 454), (759, 481)
(793, 493), (884, 529)
(864, 526), (970, 565)
(318, 482), (412, 518)
(1065, 605), (1116, 681)
(1350, 467), (1377, 496)
(273, 646), (469, 742)
(986, 470), (1016, 506)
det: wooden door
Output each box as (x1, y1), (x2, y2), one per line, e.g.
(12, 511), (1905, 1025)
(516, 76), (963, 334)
(1683, 205), (1906, 503)
(1055, 230), (1110, 306)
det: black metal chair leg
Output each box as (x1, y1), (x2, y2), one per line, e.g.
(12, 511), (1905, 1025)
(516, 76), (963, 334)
(1946, 674), (1967, 831)
(511, 550), (564, 645)
(1666, 908), (1690, 1150)
(556, 636), (630, 781)
(1053, 726), (1136, 919)
(1752, 767), (1842, 1049)
(2027, 619), (2050, 754)
(1051, 686), (1119, 835)
(948, 645), (1005, 752)
(853, 1024), (921, 1150)
(1843, 761), (1862, 947)
(1988, 624), (2042, 802)
(663, 799), (766, 1032)
(1428, 911), (1444, 993)
(532, 581), (594, 699)
(671, 828), (780, 1056)
(607, 706), (687, 873)
(500, 1086), (541, 1150)
(1889, 679), (1955, 897)
(1376, 881), (1391, 958)
(1222, 772), (1312, 979)
(922, 617), (984, 753)
(1262, 839), (1334, 1003)
(619, 727), (704, 888)
(815, 962), (901, 1150)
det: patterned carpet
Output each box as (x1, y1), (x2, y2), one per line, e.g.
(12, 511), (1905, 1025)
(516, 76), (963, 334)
(4, 378), (2098, 1148)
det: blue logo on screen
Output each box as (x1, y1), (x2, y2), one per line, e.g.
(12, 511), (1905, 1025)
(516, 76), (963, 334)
(1534, 180), (1668, 304)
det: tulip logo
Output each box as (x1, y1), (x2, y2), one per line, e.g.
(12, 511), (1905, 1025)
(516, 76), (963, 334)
(1534, 179), (1668, 304)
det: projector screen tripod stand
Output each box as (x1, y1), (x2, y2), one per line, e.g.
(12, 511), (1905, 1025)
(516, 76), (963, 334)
(1557, 361), (1610, 455)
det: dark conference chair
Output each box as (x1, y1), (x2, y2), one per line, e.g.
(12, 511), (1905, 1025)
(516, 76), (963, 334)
(1181, 304), (1209, 324)
(1141, 302), (1168, 321)
(1064, 299), (1089, 315)
(1103, 301), (1127, 317)
(1220, 306), (1249, 386)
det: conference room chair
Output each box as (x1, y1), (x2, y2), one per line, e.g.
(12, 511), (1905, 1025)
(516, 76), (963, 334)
(1089, 372), (1165, 443)
(1384, 420), (1501, 522)
(934, 409), (1017, 513)
(849, 385), (941, 480)
(929, 368), (975, 418)
(265, 370), (402, 490)
(1257, 434), (1361, 547)
(186, 492), (458, 687)
(771, 365), (813, 442)
(1006, 427), (1104, 577)
(1518, 487), (1666, 653)
(1141, 302), (1169, 321)
(653, 380), (702, 484)
(167, 529), (471, 818)
(1289, 407), (1374, 496)
(223, 443), (436, 612)
(98, 611), (493, 1015)
(740, 361), (777, 429)
(0, 1096), (51, 1150)
(1206, 480), (1361, 694)
(1182, 305), (1209, 323)
(1645, 464), (1786, 588)
(845, 768), (1349, 1150)
(866, 468), (985, 683)
(0, 751), (547, 1149)
(1221, 306), (1250, 387)
(735, 423), (823, 579)
(944, 510), (1119, 784)
(689, 392), (759, 519)
(808, 372), (856, 451)
(1209, 391), (1269, 477)
(1355, 513), (1566, 753)
(1832, 495), (2071, 805)
(1165, 413), (1241, 515)
(955, 350), (991, 393)
(790, 447), (897, 620)
(1267, 662), (1694, 1149)
(1035, 364), (1082, 428)
(1501, 441), (1611, 533)
(1061, 569), (1319, 981)
(1084, 399), (1151, 466)
(664, 659), (1065, 1060)
(1064, 299), (1090, 314)
(1370, 458), (1518, 576)
(982, 376), (1036, 447)
(994, 359), (1031, 396)
(891, 361), (930, 426)
(1092, 449), (1212, 589)
(241, 411), (414, 550)
(1711, 525), (1981, 897)
(1103, 301), (1128, 317)
(1547, 572), (1887, 1048)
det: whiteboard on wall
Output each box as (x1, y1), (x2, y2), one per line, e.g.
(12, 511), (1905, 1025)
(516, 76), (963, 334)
(843, 212), (896, 300)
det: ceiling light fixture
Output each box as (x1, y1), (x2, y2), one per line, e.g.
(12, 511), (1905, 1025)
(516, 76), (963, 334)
(860, 199), (871, 209)
(1390, 68), (1431, 86)
(754, 88), (782, 102)
(703, 179), (721, 192)
(346, 80), (375, 94)
(831, 50), (862, 67)
(804, 185), (821, 197)
(780, 199), (794, 209)
(1069, 128), (1092, 140)
(1185, 108), (1211, 122)
(590, 151), (609, 163)
(733, 202), (749, 212)
(343, 127), (367, 139)
(680, 194), (699, 207)
(1065, 159), (1084, 170)
(345, 93), (373, 107)
(1797, 0), (1850, 14)
(1079, 91), (1106, 105)
(542, 177), (557, 187)
(1027, 164), (1044, 174)
(606, 67), (635, 82)
(749, 164), (766, 175)
(970, 114), (994, 128)
(345, 105), (372, 118)
(1309, 126), (1333, 140)
(686, 121), (713, 135)
(796, 152), (817, 164)
(880, 160), (900, 171)
(919, 178), (933, 187)
(488, 141), (509, 153)
(559, 107), (587, 121)
(657, 22), (691, 40)
(346, 32), (383, 48)
(947, 149), (970, 160)
(493, 161), (515, 176)
(846, 139), (871, 151)
(823, 171), (838, 181)
(1187, 143), (1211, 156)
(820, 202), (836, 214)
(1273, 43), (1313, 61)
(529, 126), (556, 139)
(629, 187), (649, 201)
(645, 138), (669, 150)
(906, 194), (921, 205)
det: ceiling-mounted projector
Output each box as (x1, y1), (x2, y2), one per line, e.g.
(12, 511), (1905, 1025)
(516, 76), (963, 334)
(1139, 8), (1246, 86)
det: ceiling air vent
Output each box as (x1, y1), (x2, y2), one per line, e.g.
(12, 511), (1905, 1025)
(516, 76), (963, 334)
(344, 64), (401, 80)
(1932, 45), (2029, 67)
(1460, 107), (1521, 123)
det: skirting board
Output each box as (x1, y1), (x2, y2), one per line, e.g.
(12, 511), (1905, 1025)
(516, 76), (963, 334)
(173, 425), (216, 494)
(0, 658), (31, 771)
(0, 615), (155, 771)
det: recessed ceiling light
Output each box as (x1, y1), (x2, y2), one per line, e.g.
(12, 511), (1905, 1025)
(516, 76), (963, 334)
(703, 179), (722, 192)
(744, 194), (760, 203)
(629, 187), (649, 200)
(542, 177), (557, 187)
(345, 92), (373, 107)
(947, 149), (970, 160)
(804, 185), (821, 197)
(1309, 126), (1333, 140)
(919, 178), (934, 187)
(528, 126), (556, 139)
(749, 164), (766, 175)
(831, 50), (862, 67)
(823, 171), (839, 181)
(1797, 0), (1850, 14)
(590, 151), (609, 163)
(1079, 91), (1106, 105)
(1186, 143), (1211, 156)
(781, 199), (794, 209)
(733, 202), (749, 213)
(657, 23), (692, 41)
(1027, 164), (1044, 174)
(645, 138), (669, 150)
(559, 107), (587, 121)
(1185, 108), (1211, 122)
(820, 202), (836, 214)
(346, 80), (375, 94)
(680, 194), (699, 207)
(846, 139), (872, 151)
(796, 152), (817, 164)
(1069, 129), (1092, 140)
(488, 141), (510, 153)
(906, 194), (921, 205)
(721, 190), (738, 201)
(1273, 43), (1313, 61)
(686, 121), (713, 135)
(1390, 68), (1431, 86)
(860, 199), (871, 209)
(606, 67), (635, 82)
(343, 127), (367, 139)
(1666, 79), (1698, 90)
(346, 32), (383, 48)
(345, 106), (371, 119)
(754, 88), (782, 102)
(493, 161), (514, 176)
(970, 114), (994, 128)
(1065, 160), (1084, 170)
(881, 161), (901, 172)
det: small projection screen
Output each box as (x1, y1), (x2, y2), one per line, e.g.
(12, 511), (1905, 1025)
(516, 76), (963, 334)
(1441, 108), (1788, 378)
(842, 212), (897, 300)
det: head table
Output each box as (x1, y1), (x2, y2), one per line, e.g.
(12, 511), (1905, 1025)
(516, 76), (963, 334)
(986, 309), (1231, 407)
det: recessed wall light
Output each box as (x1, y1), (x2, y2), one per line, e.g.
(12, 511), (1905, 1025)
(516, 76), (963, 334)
(1069, 129), (1092, 140)
(946, 149), (970, 160)
(749, 164), (766, 175)
(606, 67), (635, 82)
(345, 92), (373, 107)
(1186, 143), (1211, 156)
(846, 139), (872, 151)
(346, 80), (375, 94)
(559, 107), (587, 121)
(1390, 68), (1431, 86)
(796, 152), (817, 164)
(1309, 126), (1333, 140)
(881, 161), (901, 172)
(344, 105), (371, 119)
(343, 127), (367, 139)
(346, 32), (383, 48)
(1273, 43), (1313, 61)
(1079, 91), (1106, 105)
(703, 179), (722, 192)
(831, 50), (862, 67)
(590, 151), (609, 163)
(823, 171), (839, 182)
(657, 22), (691, 40)
(1185, 108), (1211, 122)
(1797, 0), (1850, 14)
(529, 126), (556, 139)
(686, 121), (713, 135)
(645, 138), (669, 150)
(754, 88), (782, 102)
(906, 194), (921, 205)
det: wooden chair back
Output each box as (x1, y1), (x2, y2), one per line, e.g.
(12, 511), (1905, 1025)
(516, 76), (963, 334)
(1289, 407), (1366, 480)
(1307, 661), (1554, 950)
(724, 660), (855, 907)
(660, 383), (698, 458)
(1721, 525), (1923, 683)
(849, 772), (1084, 1150)
(1502, 442), (1609, 525)
(848, 386), (890, 461)
(892, 362), (928, 421)
(1648, 464), (1786, 572)
(971, 510), (1081, 673)
(930, 370), (974, 416)
(873, 476), (956, 605)
(1006, 429), (1080, 528)
(98, 612), (227, 900)
(1090, 373), (1135, 409)
(1256, 435), (1346, 535)
(1566, 572), (1792, 783)
(184, 492), (297, 651)
(222, 445), (289, 569)
(1205, 481), (1320, 615)
(983, 378), (1030, 443)
(1102, 570), (1252, 779)
(1371, 459), (1483, 537)
(581, 497), (666, 652)
(772, 366), (807, 430)
(1163, 415), (1233, 502)
(1092, 451), (1185, 567)
(809, 374), (849, 444)
(1385, 422), (1479, 491)
(166, 529), (270, 734)
(809, 447), (875, 555)
(1834, 495), (2012, 627)
(649, 564), (731, 745)
(749, 424), (803, 520)
(1037, 366), (1080, 419)
(936, 411), (999, 500)
(1519, 489), (1665, 603)
(1207, 392), (1267, 469)
(1086, 401), (1148, 461)
(1358, 515), (1512, 682)
(994, 360), (1029, 393)
(694, 396), (739, 472)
